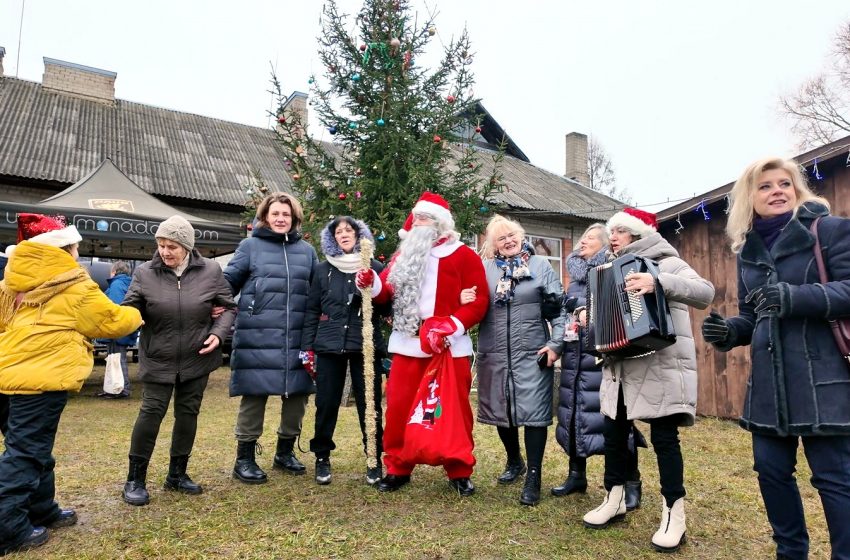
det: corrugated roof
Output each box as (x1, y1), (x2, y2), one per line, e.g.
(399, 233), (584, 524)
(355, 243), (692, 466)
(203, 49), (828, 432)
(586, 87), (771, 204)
(0, 75), (620, 219)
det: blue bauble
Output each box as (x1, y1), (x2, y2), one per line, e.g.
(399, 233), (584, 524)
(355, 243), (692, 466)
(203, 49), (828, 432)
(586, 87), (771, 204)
(479, 205), (489, 213)
(376, 118), (385, 126)
(348, 122), (359, 130)
(352, 73), (361, 82)
(328, 126), (338, 135)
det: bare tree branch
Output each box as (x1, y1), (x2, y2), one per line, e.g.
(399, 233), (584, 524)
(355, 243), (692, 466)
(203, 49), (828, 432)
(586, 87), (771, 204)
(587, 135), (631, 202)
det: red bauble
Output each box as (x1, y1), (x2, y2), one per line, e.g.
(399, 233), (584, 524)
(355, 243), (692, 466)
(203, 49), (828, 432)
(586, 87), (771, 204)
(433, 135), (442, 143)
(338, 192), (347, 200)
(360, 44), (367, 51)
(292, 174), (300, 180)
(446, 95), (456, 104)
(277, 116), (286, 124)
(475, 126), (482, 134)
(378, 254), (386, 262)
(355, 168), (363, 176)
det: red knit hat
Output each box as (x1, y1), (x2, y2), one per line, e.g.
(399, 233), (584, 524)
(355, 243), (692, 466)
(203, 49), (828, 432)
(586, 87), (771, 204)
(606, 207), (658, 238)
(17, 213), (83, 247)
(398, 192), (453, 239)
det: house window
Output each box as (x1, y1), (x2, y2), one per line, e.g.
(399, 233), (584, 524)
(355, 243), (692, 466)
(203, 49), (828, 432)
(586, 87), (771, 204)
(527, 234), (562, 282)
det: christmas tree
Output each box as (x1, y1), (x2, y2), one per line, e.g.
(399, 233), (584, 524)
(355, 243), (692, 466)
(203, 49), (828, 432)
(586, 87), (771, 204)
(271, 0), (504, 261)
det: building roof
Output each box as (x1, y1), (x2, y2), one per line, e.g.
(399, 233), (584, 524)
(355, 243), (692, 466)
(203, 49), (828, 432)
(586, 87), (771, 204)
(0, 75), (619, 220)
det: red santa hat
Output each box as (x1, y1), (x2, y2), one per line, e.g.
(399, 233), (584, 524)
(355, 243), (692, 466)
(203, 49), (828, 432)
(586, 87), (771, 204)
(17, 213), (83, 247)
(398, 192), (453, 239)
(606, 207), (658, 238)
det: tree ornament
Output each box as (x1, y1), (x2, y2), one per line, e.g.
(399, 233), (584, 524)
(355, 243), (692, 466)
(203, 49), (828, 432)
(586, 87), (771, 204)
(475, 126), (482, 134)
(349, 122), (359, 130)
(293, 174), (301, 181)
(446, 95), (456, 104)
(433, 135), (442, 143)
(390, 37), (401, 49)
(339, 192), (347, 200)
(377, 231), (386, 241)
(352, 73), (361, 82)
(278, 115), (286, 124)
(360, 44), (367, 51)
(479, 205), (488, 213)
(378, 254), (386, 262)
(355, 191), (362, 199)
(328, 125), (338, 135)
(376, 118), (385, 126)
(308, 77), (315, 84)
(355, 168), (363, 176)
(428, 26), (436, 36)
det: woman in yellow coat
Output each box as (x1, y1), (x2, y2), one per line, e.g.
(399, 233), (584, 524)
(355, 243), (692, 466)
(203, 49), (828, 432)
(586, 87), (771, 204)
(0, 214), (142, 556)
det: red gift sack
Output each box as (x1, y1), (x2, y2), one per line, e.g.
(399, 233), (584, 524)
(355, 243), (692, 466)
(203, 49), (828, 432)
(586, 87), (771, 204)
(398, 352), (475, 467)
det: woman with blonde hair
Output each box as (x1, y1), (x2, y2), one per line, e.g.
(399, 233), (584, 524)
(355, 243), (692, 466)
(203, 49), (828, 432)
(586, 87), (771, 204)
(473, 215), (565, 506)
(225, 192), (319, 484)
(703, 157), (850, 559)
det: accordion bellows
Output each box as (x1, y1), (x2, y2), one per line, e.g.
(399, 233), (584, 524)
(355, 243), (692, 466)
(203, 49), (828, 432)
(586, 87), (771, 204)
(586, 254), (676, 358)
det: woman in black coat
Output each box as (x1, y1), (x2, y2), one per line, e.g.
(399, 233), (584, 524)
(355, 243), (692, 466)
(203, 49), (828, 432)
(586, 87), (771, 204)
(302, 217), (386, 486)
(703, 157), (850, 560)
(553, 224), (644, 511)
(224, 193), (318, 484)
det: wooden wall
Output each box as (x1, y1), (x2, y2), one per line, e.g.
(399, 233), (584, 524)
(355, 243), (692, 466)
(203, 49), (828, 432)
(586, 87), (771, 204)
(660, 158), (850, 418)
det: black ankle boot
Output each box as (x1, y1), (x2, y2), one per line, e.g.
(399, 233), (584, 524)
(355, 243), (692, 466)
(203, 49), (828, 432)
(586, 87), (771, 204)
(273, 437), (306, 474)
(123, 455), (150, 506)
(233, 441), (268, 484)
(496, 457), (527, 485)
(520, 466), (542, 506)
(625, 480), (642, 511)
(551, 458), (587, 497)
(164, 455), (203, 495)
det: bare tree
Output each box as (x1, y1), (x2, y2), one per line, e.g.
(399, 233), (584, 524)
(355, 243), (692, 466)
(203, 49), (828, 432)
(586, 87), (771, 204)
(587, 135), (631, 203)
(781, 22), (850, 148)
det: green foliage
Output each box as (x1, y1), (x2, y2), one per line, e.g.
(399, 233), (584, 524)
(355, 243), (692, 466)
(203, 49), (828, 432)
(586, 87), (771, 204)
(272, 0), (504, 258)
(241, 169), (271, 226)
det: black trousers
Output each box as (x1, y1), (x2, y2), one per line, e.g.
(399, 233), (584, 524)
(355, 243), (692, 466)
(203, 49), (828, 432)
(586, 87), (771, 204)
(0, 394), (8, 435)
(603, 386), (685, 506)
(0, 391), (67, 553)
(309, 352), (383, 459)
(129, 375), (209, 460)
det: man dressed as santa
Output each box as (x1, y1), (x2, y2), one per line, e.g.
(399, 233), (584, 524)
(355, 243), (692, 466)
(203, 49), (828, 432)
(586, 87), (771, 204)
(357, 192), (488, 496)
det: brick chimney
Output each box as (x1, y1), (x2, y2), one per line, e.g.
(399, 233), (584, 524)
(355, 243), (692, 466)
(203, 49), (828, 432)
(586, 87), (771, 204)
(42, 57), (116, 103)
(565, 132), (589, 186)
(0, 47), (6, 77)
(279, 91), (308, 139)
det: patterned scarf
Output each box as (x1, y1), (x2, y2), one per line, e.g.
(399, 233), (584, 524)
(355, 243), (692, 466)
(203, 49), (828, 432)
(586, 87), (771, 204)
(566, 248), (608, 285)
(493, 242), (534, 305)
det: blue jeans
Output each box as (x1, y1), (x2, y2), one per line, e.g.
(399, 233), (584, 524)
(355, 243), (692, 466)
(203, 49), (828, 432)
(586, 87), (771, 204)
(0, 391), (68, 554)
(752, 433), (850, 560)
(108, 341), (130, 396)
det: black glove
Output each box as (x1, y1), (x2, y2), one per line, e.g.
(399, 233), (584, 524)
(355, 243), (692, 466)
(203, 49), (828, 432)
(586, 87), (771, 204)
(563, 296), (579, 313)
(745, 283), (790, 315)
(701, 311), (730, 344)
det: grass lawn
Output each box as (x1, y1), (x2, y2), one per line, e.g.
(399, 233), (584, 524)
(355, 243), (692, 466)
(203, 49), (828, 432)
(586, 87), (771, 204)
(7, 363), (831, 559)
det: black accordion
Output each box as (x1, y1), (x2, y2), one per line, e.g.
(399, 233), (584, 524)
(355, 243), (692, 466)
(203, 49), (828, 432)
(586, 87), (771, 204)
(586, 254), (676, 358)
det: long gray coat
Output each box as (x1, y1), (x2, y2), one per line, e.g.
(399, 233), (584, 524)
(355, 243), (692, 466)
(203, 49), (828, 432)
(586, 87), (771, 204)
(599, 233), (714, 425)
(477, 255), (565, 427)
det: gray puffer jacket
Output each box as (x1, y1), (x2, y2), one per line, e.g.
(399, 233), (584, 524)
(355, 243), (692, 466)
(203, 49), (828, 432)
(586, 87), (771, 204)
(123, 250), (236, 384)
(477, 255), (565, 427)
(599, 233), (714, 425)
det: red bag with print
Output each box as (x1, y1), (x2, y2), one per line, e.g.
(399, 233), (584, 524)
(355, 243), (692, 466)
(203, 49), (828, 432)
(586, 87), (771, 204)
(398, 352), (475, 467)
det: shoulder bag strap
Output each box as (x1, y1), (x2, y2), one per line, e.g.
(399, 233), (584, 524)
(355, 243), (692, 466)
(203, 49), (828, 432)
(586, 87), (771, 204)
(809, 217), (850, 357)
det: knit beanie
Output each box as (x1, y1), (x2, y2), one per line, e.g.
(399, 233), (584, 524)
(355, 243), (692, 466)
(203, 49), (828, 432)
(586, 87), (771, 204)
(156, 215), (195, 250)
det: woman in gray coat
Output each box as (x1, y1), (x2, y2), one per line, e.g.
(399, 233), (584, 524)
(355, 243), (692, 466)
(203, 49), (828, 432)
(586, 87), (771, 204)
(474, 215), (565, 507)
(121, 216), (237, 506)
(580, 208), (713, 554)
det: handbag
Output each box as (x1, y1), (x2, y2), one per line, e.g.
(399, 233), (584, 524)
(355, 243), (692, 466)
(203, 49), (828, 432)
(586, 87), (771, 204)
(102, 352), (125, 395)
(810, 217), (850, 364)
(398, 352), (475, 467)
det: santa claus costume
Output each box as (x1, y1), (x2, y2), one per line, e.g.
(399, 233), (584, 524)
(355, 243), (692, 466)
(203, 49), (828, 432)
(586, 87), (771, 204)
(365, 192), (489, 495)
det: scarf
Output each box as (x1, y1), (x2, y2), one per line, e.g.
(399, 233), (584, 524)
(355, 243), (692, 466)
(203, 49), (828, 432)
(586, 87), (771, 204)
(326, 252), (362, 274)
(566, 248), (608, 285)
(0, 268), (90, 328)
(753, 211), (793, 250)
(493, 242), (534, 305)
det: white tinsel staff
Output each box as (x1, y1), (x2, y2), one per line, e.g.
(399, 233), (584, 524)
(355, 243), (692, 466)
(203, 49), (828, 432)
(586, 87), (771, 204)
(358, 237), (379, 472)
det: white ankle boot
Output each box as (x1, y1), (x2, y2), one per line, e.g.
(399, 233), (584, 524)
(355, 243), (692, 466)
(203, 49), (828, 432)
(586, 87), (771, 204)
(583, 484), (626, 529)
(651, 497), (686, 552)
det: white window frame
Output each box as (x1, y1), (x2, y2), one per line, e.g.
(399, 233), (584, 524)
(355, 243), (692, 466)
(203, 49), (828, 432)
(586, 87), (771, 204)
(527, 234), (562, 283)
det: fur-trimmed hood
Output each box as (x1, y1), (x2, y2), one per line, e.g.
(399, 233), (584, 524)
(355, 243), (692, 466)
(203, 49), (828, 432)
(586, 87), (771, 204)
(320, 218), (375, 258)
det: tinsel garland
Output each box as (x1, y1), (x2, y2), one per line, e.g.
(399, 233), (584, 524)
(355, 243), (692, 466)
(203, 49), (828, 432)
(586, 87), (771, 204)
(358, 238), (379, 470)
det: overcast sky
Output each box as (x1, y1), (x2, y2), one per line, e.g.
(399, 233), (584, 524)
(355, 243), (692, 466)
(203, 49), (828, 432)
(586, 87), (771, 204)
(2, 0), (849, 213)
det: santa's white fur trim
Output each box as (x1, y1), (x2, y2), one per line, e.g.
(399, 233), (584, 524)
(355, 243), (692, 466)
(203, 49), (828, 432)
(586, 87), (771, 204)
(413, 200), (452, 225)
(606, 212), (655, 238)
(29, 226), (83, 248)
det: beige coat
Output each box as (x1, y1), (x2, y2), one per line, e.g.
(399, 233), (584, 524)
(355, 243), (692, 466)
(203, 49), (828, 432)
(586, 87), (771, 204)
(599, 233), (714, 425)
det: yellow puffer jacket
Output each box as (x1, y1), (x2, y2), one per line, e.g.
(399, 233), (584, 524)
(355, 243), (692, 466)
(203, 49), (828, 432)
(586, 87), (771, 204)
(0, 241), (143, 394)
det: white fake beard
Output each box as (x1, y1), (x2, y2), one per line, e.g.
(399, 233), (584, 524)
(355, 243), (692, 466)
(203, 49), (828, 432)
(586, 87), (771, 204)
(388, 225), (439, 337)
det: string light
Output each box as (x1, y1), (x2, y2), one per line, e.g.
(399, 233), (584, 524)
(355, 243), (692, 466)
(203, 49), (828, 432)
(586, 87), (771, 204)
(674, 215), (684, 235)
(812, 158), (823, 181)
(695, 199), (710, 221)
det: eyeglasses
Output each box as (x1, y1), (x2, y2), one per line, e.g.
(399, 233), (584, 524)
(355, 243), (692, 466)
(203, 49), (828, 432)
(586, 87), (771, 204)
(413, 212), (435, 221)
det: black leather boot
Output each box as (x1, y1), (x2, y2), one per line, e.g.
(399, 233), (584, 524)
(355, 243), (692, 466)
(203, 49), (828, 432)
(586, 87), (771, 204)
(233, 441), (268, 484)
(497, 457), (527, 485)
(122, 455), (150, 506)
(273, 437), (306, 474)
(520, 466), (542, 506)
(625, 480), (642, 511)
(551, 457), (587, 497)
(164, 455), (203, 495)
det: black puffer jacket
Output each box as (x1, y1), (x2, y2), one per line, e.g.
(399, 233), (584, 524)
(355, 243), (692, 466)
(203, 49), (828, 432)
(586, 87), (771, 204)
(123, 250), (236, 384)
(224, 227), (318, 397)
